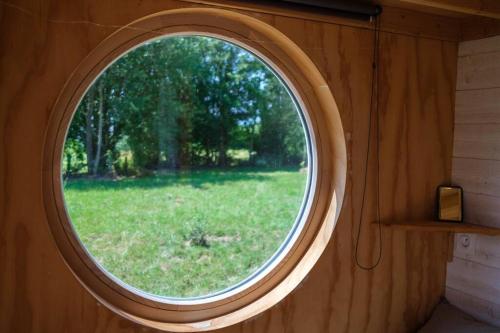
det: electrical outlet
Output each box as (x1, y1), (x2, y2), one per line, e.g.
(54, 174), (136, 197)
(454, 233), (476, 259)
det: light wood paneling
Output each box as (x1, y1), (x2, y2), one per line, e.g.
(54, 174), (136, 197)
(475, 235), (500, 268)
(400, 0), (500, 20)
(455, 88), (500, 124)
(379, 220), (500, 235)
(459, 34), (500, 55)
(0, 1), (456, 332)
(457, 51), (500, 90)
(447, 257), (500, 305)
(453, 124), (500, 160)
(453, 234), (500, 269)
(448, 34), (500, 328)
(462, 192), (500, 227)
(452, 158), (500, 197)
(446, 287), (500, 327)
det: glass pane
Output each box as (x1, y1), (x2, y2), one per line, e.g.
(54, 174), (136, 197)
(62, 36), (310, 299)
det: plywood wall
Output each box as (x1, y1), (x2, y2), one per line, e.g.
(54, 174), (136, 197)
(447, 34), (500, 327)
(0, 1), (457, 332)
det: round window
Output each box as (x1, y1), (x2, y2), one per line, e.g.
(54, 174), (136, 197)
(62, 35), (311, 299)
(43, 8), (346, 332)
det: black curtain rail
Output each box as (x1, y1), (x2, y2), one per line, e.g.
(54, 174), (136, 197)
(280, 0), (382, 19)
(241, 0), (382, 21)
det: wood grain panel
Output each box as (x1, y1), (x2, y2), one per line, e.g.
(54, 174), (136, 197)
(473, 235), (500, 268)
(452, 158), (500, 197)
(446, 287), (500, 327)
(0, 0), (456, 332)
(448, 33), (500, 328)
(454, 140), (500, 161)
(378, 6), (460, 41)
(457, 51), (500, 90)
(459, 34), (500, 56)
(455, 88), (500, 124)
(400, 0), (500, 20)
(447, 257), (500, 305)
(462, 192), (500, 227)
(459, 16), (500, 41)
(453, 234), (500, 269)
(453, 124), (500, 160)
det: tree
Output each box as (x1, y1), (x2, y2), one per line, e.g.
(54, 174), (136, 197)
(63, 36), (307, 177)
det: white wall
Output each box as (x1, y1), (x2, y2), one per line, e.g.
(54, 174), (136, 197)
(446, 34), (500, 327)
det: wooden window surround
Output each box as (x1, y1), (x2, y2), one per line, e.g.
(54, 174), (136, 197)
(42, 7), (347, 332)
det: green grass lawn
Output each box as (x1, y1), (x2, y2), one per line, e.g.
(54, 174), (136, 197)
(64, 167), (307, 298)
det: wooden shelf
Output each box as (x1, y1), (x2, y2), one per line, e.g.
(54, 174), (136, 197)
(374, 220), (500, 236)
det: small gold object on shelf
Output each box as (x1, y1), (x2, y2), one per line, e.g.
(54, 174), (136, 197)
(437, 185), (463, 222)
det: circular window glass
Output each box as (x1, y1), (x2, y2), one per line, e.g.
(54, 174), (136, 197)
(62, 35), (311, 299)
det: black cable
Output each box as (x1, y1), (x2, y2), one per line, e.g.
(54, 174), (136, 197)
(354, 15), (382, 271)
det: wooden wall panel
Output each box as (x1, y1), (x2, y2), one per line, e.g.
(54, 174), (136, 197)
(455, 88), (500, 124)
(461, 192), (500, 228)
(458, 35), (500, 55)
(447, 257), (500, 305)
(453, 125), (500, 160)
(445, 287), (500, 327)
(460, 16), (500, 41)
(454, 234), (500, 270)
(0, 1), (456, 332)
(447, 34), (500, 328)
(457, 52), (500, 90)
(452, 158), (500, 196)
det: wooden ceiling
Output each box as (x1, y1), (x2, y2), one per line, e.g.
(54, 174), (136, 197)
(376, 0), (500, 40)
(379, 0), (500, 20)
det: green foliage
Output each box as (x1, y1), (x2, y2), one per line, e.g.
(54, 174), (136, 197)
(64, 36), (307, 176)
(62, 138), (87, 175)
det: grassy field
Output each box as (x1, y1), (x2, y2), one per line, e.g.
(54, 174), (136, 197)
(64, 167), (307, 298)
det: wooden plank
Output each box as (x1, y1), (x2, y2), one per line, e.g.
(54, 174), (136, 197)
(475, 235), (500, 269)
(379, 6), (460, 41)
(455, 88), (500, 124)
(457, 50), (500, 90)
(454, 124), (500, 143)
(448, 32), (500, 329)
(377, 220), (500, 235)
(453, 234), (500, 269)
(454, 140), (500, 161)
(446, 287), (500, 327)
(463, 192), (500, 227)
(460, 16), (500, 41)
(453, 124), (500, 160)
(448, 232), (455, 262)
(452, 158), (500, 197)
(459, 34), (500, 56)
(401, 0), (500, 20)
(453, 84), (500, 162)
(447, 257), (500, 306)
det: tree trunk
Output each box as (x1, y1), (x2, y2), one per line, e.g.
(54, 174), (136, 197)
(157, 81), (167, 169)
(66, 152), (72, 177)
(85, 88), (94, 175)
(93, 81), (104, 176)
(164, 81), (179, 170)
(218, 108), (228, 167)
(218, 139), (227, 167)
